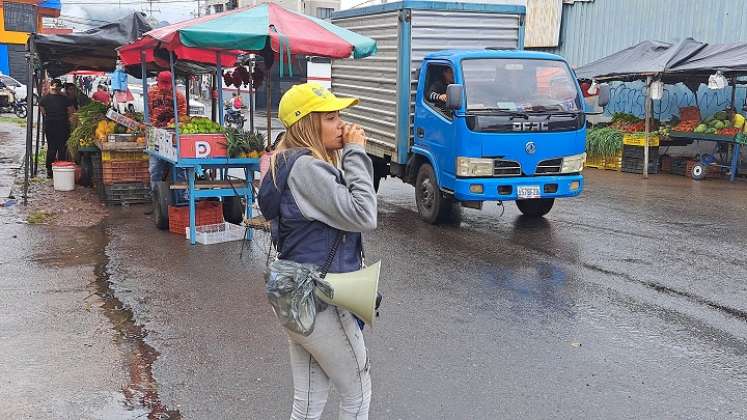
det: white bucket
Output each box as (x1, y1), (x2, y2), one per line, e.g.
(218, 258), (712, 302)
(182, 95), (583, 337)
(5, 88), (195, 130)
(52, 166), (76, 191)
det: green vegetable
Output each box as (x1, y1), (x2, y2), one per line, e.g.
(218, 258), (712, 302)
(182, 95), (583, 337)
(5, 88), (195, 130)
(714, 111), (728, 121)
(694, 124), (707, 133)
(586, 127), (623, 159)
(712, 120), (725, 130)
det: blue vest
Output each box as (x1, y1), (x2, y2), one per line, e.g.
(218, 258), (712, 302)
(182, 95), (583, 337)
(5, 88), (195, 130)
(258, 149), (363, 273)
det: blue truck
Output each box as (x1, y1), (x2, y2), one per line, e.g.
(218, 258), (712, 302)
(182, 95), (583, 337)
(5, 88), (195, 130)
(332, 1), (606, 223)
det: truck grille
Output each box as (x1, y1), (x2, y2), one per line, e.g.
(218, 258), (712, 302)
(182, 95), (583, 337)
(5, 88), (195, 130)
(494, 159), (521, 176)
(536, 158), (562, 174)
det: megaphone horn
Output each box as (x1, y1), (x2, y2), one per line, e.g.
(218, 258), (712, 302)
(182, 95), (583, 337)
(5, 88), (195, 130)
(315, 261), (381, 327)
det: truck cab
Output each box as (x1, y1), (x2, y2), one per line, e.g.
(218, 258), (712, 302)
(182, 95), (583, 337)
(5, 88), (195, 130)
(409, 50), (587, 222)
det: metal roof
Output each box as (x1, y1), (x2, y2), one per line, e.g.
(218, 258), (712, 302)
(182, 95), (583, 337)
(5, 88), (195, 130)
(425, 49), (565, 62)
(332, 1), (526, 19)
(541, 0), (747, 68)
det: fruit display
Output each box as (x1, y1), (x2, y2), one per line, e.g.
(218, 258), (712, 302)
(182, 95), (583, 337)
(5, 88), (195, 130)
(693, 111), (731, 134)
(168, 116), (224, 134)
(222, 65), (264, 88)
(68, 101), (108, 157)
(224, 127), (266, 158)
(609, 113), (646, 132)
(96, 120), (117, 141)
(673, 119), (699, 132)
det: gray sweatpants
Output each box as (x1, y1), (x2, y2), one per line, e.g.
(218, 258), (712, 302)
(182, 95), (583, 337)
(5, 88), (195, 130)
(287, 307), (371, 420)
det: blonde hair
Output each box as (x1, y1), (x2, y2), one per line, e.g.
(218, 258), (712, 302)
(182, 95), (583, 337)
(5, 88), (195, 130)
(270, 112), (339, 184)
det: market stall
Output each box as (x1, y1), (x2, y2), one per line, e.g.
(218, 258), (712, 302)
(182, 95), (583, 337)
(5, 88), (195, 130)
(21, 13), (153, 204)
(117, 3), (377, 244)
(577, 38), (747, 181)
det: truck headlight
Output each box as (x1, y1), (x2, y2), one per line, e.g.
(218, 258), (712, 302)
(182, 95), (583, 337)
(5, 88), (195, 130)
(561, 153), (586, 173)
(456, 157), (494, 177)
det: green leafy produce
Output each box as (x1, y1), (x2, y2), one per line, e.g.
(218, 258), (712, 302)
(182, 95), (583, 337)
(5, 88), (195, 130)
(712, 120), (725, 130)
(694, 124), (707, 133)
(586, 127), (623, 159)
(68, 101), (108, 157)
(223, 128), (265, 157)
(714, 111), (728, 121)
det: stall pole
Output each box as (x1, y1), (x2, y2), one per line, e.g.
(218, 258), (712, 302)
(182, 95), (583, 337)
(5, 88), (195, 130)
(211, 74), (217, 122)
(23, 35), (35, 205)
(140, 50), (149, 123)
(249, 78), (255, 132)
(266, 64), (272, 147)
(33, 73), (42, 177)
(644, 75), (652, 179)
(185, 77), (191, 116)
(216, 52), (224, 126)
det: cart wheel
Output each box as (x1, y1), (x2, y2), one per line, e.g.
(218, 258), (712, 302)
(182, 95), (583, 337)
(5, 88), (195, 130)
(223, 195), (244, 225)
(153, 181), (171, 230)
(691, 163), (706, 180)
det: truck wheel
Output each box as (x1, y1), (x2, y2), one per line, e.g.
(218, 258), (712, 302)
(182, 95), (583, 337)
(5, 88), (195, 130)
(691, 163), (706, 180)
(516, 198), (554, 217)
(223, 195), (244, 224)
(153, 181), (171, 230)
(415, 163), (461, 224)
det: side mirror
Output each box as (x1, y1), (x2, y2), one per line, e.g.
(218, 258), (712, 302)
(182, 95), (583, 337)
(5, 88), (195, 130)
(597, 83), (610, 107)
(446, 84), (464, 110)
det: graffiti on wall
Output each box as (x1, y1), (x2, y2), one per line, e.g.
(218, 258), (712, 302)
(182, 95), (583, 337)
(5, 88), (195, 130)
(604, 81), (746, 121)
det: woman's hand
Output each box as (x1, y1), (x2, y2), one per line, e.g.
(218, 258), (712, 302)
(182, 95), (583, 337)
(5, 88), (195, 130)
(343, 123), (366, 146)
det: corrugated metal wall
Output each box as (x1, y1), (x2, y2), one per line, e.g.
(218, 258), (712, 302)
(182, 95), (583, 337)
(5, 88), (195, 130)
(544, 0), (747, 68)
(332, 11), (401, 158)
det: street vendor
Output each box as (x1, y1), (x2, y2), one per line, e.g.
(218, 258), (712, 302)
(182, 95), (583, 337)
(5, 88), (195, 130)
(64, 82), (91, 111)
(149, 71), (186, 127)
(39, 79), (75, 178)
(92, 84), (111, 105)
(145, 71), (188, 214)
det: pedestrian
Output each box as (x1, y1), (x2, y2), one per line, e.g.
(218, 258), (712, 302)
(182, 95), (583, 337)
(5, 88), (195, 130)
(258, 83), (377, 420)
(64, 82), (90, 111)
(232, 91), (243, 111)
(92, 84), (111, 106)
(145, 71), (188, 214)
(39, 79), (75, 178)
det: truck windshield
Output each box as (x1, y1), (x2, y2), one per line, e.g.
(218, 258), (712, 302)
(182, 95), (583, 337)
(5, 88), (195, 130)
(462, 59), (581, 113)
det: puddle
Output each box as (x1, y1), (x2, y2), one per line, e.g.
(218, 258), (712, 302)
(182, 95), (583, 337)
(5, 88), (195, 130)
(90, 225), (182, 419)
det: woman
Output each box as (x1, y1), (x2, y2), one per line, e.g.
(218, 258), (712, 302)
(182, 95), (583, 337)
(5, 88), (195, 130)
(258, 83), (377, 420)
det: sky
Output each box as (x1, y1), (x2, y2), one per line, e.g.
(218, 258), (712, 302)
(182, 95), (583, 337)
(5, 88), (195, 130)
(57, 0), (362, 29)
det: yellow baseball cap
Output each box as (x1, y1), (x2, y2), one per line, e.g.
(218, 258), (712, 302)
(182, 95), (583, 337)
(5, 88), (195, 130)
(279, 83), (359, 128)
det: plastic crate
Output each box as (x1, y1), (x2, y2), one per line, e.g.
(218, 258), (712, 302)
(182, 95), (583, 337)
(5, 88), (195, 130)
(168, 201), (223, 235)
(623, 133), (660, 147)
(586, 152), (621, 170)
(101, 182), (151, 206)
(185, 222), (246, 245)
(101, 150), (148, 162)
(102, 160), (150, 185)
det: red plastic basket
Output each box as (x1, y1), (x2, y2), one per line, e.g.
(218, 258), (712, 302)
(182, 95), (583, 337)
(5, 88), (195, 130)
(168, 201), (223, 235)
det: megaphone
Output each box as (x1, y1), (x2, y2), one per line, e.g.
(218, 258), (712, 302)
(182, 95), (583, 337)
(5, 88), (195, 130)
(315, 261), (381, 327)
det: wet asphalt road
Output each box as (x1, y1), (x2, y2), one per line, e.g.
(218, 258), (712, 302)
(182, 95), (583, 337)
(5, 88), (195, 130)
(90, 169), (747, 419)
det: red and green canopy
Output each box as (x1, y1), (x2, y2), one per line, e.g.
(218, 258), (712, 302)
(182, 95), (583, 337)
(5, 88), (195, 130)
(119, 3), (376, 66)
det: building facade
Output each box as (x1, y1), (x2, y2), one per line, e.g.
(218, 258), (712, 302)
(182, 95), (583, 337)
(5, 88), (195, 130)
(0, 0), (61, 83)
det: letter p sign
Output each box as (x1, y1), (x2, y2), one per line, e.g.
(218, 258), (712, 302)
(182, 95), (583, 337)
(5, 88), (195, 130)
(195, 141), (211, 158)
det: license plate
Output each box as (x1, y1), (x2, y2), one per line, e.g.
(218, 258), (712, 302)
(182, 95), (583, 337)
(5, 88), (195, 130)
(517, 185), (541, 199)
